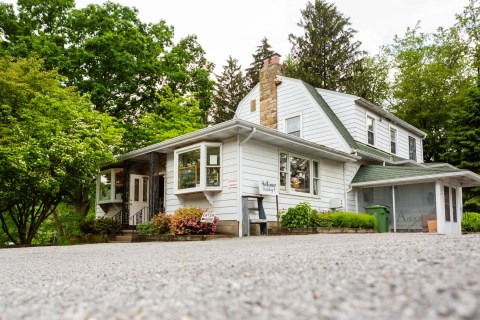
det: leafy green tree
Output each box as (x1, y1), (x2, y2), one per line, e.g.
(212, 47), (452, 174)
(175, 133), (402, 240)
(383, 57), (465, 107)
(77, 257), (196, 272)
(0, 1), (214, 126)
(387, 25), (473, 162)
(286, 0), (365, 92)
(245, 37), (275, 89)
(443, 76), (480, 211)
(122, 86), (204, 150)
(455, 0), (480, 76)
(0, 57), (120, 245)
(209, 56), (248, 124)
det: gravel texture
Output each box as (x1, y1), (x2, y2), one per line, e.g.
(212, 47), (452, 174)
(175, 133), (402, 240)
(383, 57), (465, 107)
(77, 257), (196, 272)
(1, 233), (480, 320)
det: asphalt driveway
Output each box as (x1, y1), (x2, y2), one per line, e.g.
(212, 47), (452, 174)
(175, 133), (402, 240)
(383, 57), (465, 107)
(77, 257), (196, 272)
(1, 233), (479, 319)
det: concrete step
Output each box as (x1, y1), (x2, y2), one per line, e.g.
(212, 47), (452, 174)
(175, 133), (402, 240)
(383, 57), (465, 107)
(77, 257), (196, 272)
(114, 235), (132, 242)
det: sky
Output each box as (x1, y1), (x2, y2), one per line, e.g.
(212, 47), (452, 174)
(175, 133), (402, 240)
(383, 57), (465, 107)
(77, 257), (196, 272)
(4, 0), (468, 74)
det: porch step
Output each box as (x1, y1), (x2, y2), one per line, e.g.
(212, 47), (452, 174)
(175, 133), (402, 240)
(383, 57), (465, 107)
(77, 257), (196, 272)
(109, 235), (133, 243)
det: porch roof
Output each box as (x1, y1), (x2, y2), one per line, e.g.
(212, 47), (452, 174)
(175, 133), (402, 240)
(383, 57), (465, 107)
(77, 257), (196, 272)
(115, 119), (360, 164)
(351, 165), (480, 188)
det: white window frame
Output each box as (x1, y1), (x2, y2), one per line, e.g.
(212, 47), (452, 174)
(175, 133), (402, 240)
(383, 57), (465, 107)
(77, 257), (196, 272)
(390, 126), (397, 154)
(174, 142), (222, 194)
(285, 115), (302, 138)
(97, 168), (124, 204)
(279, 150), (320, 197)
(366, 114), (376, 146)
(408, 136), (417, 161)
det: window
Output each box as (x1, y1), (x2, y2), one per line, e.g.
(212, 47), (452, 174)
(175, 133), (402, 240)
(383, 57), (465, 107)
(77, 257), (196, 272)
(279, 152), (319, 196)
(444, 186), (450, 222)
(98, 168), (123, 203)
(174, 142), (222, 193)
(286, 116), (301, 137)
(367, 116), (375, 145)
(452, 188), (457, 222)
(390, 128), (397, 154)
(409, 136), (416, 161)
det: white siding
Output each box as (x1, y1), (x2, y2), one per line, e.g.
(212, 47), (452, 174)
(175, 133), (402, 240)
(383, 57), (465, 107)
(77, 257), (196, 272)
(345, 162), (361, 212)
(165, 138), (239, 220)
(235, 85), (260, 124)
(241, 139), (347, 220)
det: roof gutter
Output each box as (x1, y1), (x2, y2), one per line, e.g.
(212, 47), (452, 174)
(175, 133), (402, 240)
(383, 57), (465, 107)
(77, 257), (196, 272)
(351, 171), (480, 188)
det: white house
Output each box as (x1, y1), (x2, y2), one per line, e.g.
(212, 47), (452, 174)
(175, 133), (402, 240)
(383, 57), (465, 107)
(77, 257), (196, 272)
(96, 54), (480, 236)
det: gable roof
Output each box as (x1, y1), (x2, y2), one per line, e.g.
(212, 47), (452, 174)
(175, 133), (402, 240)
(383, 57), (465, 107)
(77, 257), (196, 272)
(114, 119), (359, 164)
(351, 165), (480, 187)
(301, 81), (358, 149)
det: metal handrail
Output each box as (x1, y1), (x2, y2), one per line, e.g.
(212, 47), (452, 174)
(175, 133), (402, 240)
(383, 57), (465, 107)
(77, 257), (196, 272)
(129, 206), (150, 225)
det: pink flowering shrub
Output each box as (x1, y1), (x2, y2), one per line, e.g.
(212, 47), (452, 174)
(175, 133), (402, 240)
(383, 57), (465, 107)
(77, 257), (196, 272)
(170, 207), (218, 235)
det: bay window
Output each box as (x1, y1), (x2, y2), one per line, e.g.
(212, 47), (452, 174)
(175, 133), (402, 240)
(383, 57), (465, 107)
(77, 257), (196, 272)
(174, 142), (222, 193)
(279, 151), (320, 196)
(98, 168), (124, 203)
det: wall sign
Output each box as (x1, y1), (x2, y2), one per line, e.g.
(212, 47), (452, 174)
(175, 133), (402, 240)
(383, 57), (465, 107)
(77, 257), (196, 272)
(201, 211), (216, 223)
(258, 178), (279, 196)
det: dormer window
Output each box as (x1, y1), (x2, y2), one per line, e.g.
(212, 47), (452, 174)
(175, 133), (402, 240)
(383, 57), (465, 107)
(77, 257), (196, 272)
(390, 128), (397, 154)
(367, 116), (375, 145)
(286, 116), (301, 137)
(409, 136), (417, 161)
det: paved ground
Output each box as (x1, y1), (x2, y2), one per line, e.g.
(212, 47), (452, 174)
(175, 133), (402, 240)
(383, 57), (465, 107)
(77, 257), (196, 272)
(1, 234), (480, 320)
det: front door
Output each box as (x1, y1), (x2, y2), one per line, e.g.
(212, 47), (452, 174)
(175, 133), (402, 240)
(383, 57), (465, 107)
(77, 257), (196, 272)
(130, 175), (149, 225)
(443, 186), (460, 235)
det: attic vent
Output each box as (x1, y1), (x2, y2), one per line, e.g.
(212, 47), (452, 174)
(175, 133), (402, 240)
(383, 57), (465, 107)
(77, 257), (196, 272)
(250, 100), (256, 113)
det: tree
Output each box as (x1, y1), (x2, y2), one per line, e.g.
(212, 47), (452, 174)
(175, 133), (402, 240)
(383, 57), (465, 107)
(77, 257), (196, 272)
(443, 76), (480, 211)
(245, 37), (275, 89)
(0, 1), (215, 126)
(387, 24), (473, 162)
(0, 57), (120, 244)
(209, 56), (248, 124)
(122, 86), (204, 150)
(286, 0), (365, 92)
(456, 0), (480, 76)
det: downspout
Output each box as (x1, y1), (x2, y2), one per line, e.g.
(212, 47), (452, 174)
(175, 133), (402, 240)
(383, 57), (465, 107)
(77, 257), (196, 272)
(238, 127), (256, 237)
(343, 163), (353, 211)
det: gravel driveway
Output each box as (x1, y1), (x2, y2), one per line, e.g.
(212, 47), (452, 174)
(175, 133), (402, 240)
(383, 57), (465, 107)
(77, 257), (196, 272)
(1, 233), (479, 320)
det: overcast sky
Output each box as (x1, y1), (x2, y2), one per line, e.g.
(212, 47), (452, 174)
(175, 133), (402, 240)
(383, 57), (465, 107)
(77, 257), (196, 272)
(4, 0), (468, 74)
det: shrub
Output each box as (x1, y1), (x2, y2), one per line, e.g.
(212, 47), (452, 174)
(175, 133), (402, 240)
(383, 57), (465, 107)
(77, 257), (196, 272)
(79, 219), (96, 234)
(136, 222), (157, 236)
(312, 212), (334, 228)
(151, 213), (172, 234)
(331, 212), (376, 229)
(93, 217), (121, 234)
(280, 202), (313, 228)
(462, 212), (480, 232)
(170, 207), (217, 235)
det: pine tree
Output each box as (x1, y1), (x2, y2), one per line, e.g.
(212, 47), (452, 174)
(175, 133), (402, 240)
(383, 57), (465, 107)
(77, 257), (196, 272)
(286, 0), (365, 92)
(209, 56), (248, 124)
(245, 37), (275, 89)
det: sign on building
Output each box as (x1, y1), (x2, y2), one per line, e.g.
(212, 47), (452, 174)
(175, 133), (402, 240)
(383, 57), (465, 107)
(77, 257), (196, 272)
(258, 178), (279, 196)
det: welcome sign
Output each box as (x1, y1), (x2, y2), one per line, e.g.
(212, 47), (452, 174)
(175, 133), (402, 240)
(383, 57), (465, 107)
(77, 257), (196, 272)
(258, 178), (279, 196)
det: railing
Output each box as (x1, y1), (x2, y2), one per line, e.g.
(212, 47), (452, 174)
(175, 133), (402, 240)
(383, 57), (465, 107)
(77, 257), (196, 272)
(112, 212), (122, 224)
(129, 207), (150, 226)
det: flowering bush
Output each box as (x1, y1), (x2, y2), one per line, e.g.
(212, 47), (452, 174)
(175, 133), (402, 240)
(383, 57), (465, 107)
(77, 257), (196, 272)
(170, 207), (218, 235)
(151, 213), (172, 234)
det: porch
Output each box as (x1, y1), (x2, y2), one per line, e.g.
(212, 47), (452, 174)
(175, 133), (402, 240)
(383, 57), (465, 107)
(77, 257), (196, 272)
(97, 152), (166, 227)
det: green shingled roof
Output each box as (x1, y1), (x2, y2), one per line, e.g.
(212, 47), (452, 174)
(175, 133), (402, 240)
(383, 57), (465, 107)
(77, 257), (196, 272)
(355, 142), (407, 162)
(301, 81), (358, 149)
(352, 165), (462, 184)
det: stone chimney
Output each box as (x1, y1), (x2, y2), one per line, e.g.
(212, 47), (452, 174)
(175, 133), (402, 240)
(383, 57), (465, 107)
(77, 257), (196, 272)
(259, 53), (283, 129)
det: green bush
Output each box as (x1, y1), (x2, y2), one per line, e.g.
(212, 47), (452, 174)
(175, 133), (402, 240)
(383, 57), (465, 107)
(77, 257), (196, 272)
(136, 222), (157, 236)
(331, 212), (375, 229)
(80, 217), (120, 235)
(311, 212), (333, 227)
(280, 202), (313, 228)
(462, 212), (480, 232)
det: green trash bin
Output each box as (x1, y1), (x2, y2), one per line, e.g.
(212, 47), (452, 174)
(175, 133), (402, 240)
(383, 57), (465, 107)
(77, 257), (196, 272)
(365, 205), (390, 233)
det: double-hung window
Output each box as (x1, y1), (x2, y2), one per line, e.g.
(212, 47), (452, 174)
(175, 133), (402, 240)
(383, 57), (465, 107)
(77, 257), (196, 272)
(367, 116), (375, 145)
(279, 151), (319, 196)
(98, 168), (124, 203)
(286, 116), (301, 137)
(409, 136), (416, 161)
(175, 142), (222, 193)
(390, 128), (397, 154)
